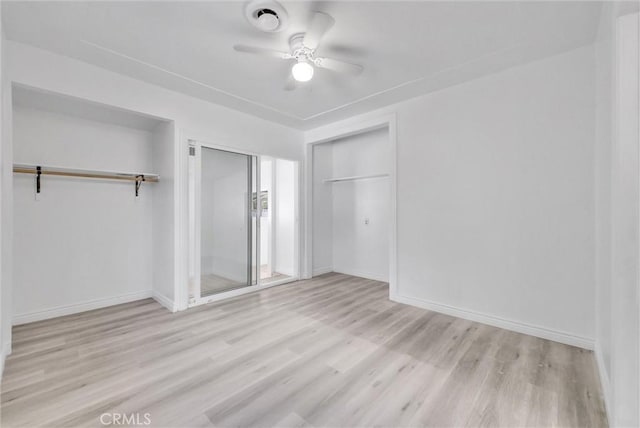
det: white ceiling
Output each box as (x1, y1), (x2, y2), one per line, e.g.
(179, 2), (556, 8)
(2, 1), (603, 130)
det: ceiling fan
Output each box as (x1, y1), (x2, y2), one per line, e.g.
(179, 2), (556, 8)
(234, 11), (364, 90)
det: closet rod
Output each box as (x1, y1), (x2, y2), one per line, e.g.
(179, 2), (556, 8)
(13, 164), (159, 182)
(13, 164), (159, 197)
(323, 173), (389, 183)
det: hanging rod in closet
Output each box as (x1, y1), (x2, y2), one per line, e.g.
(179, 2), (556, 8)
(323, 173), (389, 184)
(13, 163), (159, 197)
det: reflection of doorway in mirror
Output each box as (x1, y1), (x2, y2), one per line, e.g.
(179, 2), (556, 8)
(260, 157), (297, 285)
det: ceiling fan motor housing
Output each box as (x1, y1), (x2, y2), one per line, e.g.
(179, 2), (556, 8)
(245, 0), (289, 33)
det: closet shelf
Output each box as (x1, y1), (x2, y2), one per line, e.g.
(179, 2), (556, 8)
(323, 173), (389, 184)
(13, 163), (159, 197)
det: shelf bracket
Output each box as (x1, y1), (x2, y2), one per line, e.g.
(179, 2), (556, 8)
(36, 166), (41, 194)
(135, 174), (145, 197)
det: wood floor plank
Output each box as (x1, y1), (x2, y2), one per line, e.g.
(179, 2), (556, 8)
(0, 274), (607, 427)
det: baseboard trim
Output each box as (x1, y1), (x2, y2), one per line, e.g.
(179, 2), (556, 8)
(391, 293), (594, 350)
(153, 291), (176, 312)
(333, 268), (388, 282)
(312, 266), (333, 277)
(13, 290), (153, 325)
(0, 343), (7, 380)
(595, 344), (612, 426)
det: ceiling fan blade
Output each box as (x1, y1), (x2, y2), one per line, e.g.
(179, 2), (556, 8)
(316, 57), (364, 75)
(233, 44), (291, 60)
(303, 12), (335, 50)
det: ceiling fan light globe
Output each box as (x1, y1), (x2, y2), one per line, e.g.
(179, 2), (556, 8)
(257, 13), (279, 31)
(292, 61), (314, 82)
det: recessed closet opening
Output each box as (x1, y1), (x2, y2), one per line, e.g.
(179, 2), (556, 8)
(311, 125), (392, 284)
(11, 84), (177, 324)
(187, 140), (299, 307)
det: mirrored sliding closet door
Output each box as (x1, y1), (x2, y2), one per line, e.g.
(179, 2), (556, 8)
(188, 140), (299, 306)
(190, 144), (258, 302)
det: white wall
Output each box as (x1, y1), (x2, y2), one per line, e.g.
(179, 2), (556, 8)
(0, 50), (11, 368)
(274, 158), (296, 277)
(12, 106), (156, 322)
(151, 121), (176, 309)
(594, 5), (640, 426)
(312, 143), (333, 275)
(307, 45), (597, 348)
(594, 0), (616, 414)
(0, 4), (6, 374)
(610, 11), (639, 427)
(399, 46), (595, 345)
(331, 129), (390, 281)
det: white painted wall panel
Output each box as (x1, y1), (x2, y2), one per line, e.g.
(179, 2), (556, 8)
(312, 144), (333, 275)
(594, 0), (615, 403)
(593, 6), (640, 425)
(0, 8), (7, 370)
(396, 46), (596, 341)
(151, 121), (176, 307)
(610, 12), (639, 427)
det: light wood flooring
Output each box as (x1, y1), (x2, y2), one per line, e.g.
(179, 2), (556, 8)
(1, 273), (607, 427)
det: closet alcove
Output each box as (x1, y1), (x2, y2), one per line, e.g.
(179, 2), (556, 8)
(312, 127), (391, 282)
(11, 85), (176, 323)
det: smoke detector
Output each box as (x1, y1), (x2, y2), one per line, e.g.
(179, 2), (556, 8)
(244, 0), (289, 33)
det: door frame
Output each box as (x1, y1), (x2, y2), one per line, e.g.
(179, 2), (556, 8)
(185, 137), (301, 308)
